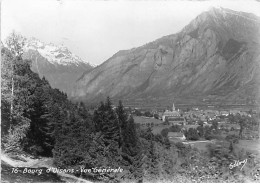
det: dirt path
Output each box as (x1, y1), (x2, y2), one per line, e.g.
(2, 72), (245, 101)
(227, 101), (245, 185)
(1, 161), (64, 183)
(1, 153), (92, 183)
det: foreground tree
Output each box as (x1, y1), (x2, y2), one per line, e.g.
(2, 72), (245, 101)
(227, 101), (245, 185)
(1, 32), (31, 152)
(5, 32), (25, 123)
(91, 97), (122, 181)
(121, 115), (143, 182)
(116, 100), (128, 149)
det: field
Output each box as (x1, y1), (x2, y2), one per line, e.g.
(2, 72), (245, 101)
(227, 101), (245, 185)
(236, 139), (260, 156)
(152, 125), (170, 134)
(184, 141), (213, 151)
(179, 138), (260, 157)
(133, 116), (163, 125)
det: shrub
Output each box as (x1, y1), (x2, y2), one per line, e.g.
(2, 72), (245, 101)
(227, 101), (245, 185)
(205, 134), (213, 140)
(161, 128), (169, 138)
(154, 114), (159, 119)
(204, 126), (213, 140)
(185, 128), (199, 141)
(175, 142), (186, 150)
(169, 125), (181, 132)
(225, 134), (239, 144)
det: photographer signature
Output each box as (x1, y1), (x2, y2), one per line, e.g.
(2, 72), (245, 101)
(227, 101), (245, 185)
(229, 159), (247, 170)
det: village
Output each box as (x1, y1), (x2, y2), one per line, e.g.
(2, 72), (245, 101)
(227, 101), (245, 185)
(123, 102), (260, 154)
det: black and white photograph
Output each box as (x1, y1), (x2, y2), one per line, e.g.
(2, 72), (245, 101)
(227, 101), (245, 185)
(1, 0), (260, 183)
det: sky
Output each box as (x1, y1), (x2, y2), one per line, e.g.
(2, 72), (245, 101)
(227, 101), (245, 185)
(1, 0), (260, 65)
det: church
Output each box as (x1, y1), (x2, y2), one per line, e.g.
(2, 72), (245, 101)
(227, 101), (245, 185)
(162, 102), (180, 122)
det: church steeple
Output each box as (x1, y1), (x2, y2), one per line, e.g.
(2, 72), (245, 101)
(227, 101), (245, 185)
(172, 102), (175, 111)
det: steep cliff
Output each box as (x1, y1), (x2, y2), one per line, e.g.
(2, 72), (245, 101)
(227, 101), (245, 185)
(72, 8), (260, 106)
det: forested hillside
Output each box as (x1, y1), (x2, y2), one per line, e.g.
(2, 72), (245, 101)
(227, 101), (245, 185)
(1, 33), (260, 183)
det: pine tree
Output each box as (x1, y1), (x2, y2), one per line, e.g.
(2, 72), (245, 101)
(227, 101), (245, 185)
(139, 127), (160, 182)
(116, 100), (128, 148)
(144, 139), (159, 182)
(22, 73), (69, 156)
(120, 115), (143, 182)
(93, 101), (106, 132)
(103, 97), (120, 145)
(92, 97), (122, 181)
(53, 108), (94, 168)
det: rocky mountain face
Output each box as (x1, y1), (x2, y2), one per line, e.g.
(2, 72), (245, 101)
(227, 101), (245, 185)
(71, 7), (260, 107)
(23, 38), (94, 96)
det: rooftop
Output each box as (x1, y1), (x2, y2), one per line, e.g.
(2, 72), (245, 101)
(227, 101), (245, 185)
(168, 132), (184, 137)
(168, 117), (185, 121)
(163, 110), (180, 116)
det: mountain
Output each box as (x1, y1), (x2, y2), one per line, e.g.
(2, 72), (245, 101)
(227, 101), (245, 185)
(23, 37), (94, 96)
(71, 7), (260, 107)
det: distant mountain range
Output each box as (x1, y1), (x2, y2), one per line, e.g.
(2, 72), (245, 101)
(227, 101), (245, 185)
(22, 38), (94, 96)
(70, 7), (260, 107)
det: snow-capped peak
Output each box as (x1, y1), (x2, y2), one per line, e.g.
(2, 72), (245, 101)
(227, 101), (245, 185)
(24, 37), (93, 67)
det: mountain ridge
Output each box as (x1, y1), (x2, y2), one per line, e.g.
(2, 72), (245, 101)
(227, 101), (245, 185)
(22, 37), (94, 96)
(24, 37), (95, 67)
(71, 7), (260, 106)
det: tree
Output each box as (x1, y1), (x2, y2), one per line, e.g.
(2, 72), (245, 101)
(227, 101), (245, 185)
(154, 113), (159, 119)
(6, 31), (25, 58)
(93, 101), (106, 132)
(212, 120), (218, 130)
(144, 111), (152, 117)
(53, 110), (93, 168)
(197, 125), (204, 138)
(1, 47), (14, 136)
(116, 100), (128, 149)
(121, 116), (143, 182)
(237, 115), (247, 139)
(160, 128), (169, 138)
(91, 97), (123, 181)
(5, 32), (25, 123)
(225, 134), (239, 144)
(169, 125), (181, 132)
(1, 32), (31, 152)
(185, 128), (199, 141)
(229, 141), (234, 153)
(102, 97), (120, 145)
(204, 126), (213, 140)
(144, 139), (159, 181)
(22, 75), (70, 156)
(77, 102), (88, 119)
(198, 120), (204, 126)
(134, 109), (142, 116)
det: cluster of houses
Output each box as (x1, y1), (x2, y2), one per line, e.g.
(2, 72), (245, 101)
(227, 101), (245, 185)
(132, 101), (255, 132)
(159, 102), (252, 126)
